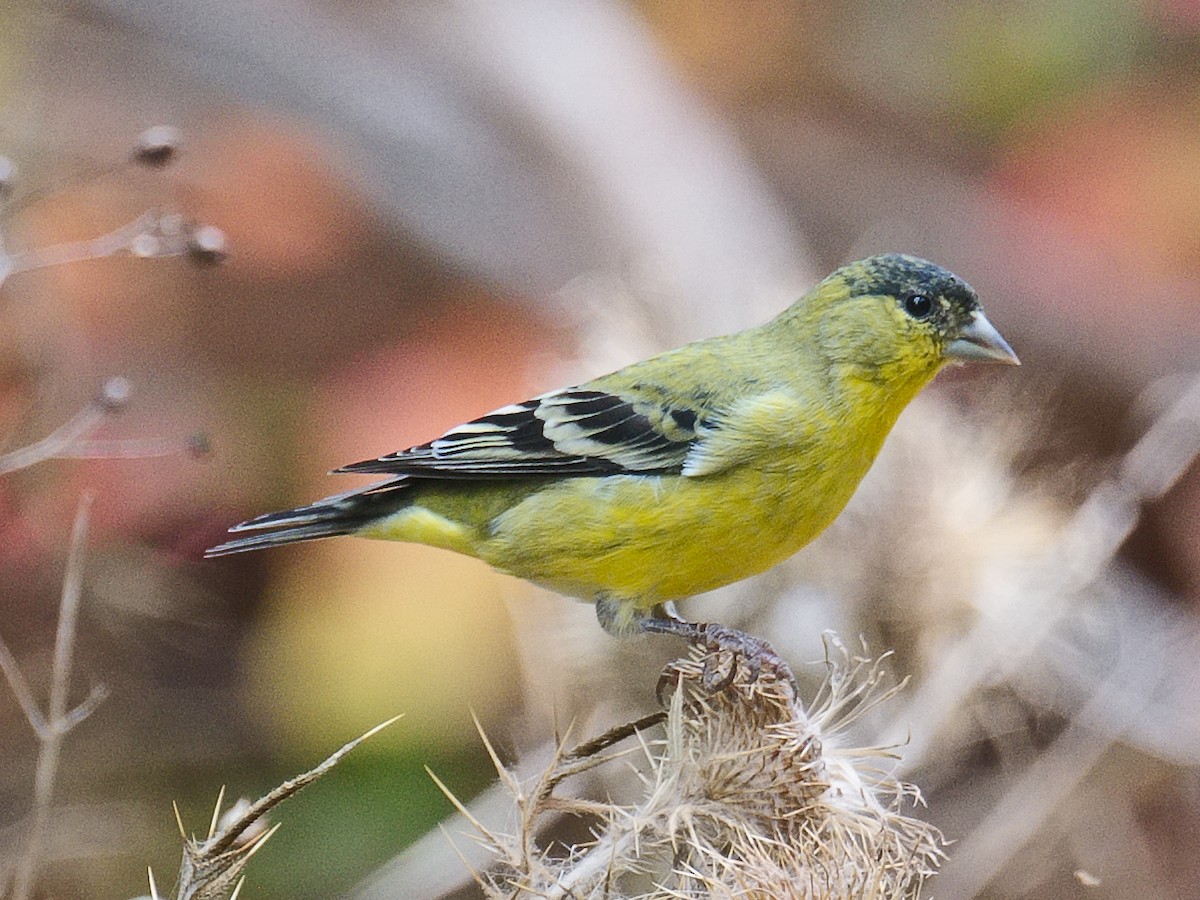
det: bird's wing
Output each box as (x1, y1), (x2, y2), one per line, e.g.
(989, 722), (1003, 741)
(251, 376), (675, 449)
(680, 390), (816, 477)
(336, 387), (706, 478)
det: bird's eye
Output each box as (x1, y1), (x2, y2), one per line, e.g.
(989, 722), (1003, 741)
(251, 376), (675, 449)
(903, 294), (933, 319)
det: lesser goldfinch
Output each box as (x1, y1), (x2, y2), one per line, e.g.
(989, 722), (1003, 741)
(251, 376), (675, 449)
(208, 254), (1017, 646)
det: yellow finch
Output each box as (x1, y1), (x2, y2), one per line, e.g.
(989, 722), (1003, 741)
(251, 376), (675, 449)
(207, 254), (1017, 644)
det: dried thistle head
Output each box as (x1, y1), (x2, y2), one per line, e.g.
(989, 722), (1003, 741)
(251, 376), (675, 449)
(172, 789), (278, 900)
(458, 638), (942, 899)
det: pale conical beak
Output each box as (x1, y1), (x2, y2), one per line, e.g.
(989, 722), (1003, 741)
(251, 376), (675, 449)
(944, 310), (1020, 366)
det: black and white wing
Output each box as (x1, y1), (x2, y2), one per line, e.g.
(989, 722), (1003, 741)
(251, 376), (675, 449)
(336, 387), (703, 479)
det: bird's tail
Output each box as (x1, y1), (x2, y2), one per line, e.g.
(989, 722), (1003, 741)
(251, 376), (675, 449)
(205, 479), (411, 557)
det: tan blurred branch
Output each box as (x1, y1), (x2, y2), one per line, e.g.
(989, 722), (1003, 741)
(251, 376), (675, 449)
(889, 370), (1200, 770)
(892, 371), (1200, 894)
(935, 600), (1174, 898)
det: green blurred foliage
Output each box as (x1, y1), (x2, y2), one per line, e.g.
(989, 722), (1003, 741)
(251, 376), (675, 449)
(245, 747), (494, 899)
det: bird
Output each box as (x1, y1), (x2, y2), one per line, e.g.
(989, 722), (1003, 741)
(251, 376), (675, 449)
(207, 254), (1018, 662)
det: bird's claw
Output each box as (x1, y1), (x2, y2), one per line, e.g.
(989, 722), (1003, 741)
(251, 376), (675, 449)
(701, 648), (738, 692)
(637, 607), (798, 700)
(652, 621), (799, 703)
(694, 623), (796, 690)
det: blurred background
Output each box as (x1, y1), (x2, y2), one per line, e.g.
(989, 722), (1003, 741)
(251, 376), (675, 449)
(2, 1), (1200, 897)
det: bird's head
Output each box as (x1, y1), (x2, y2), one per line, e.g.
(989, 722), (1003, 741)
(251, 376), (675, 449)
(801, 253), (1018, 392)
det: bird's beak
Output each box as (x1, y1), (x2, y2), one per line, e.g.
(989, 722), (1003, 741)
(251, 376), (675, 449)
(944, 310), (1020, 366)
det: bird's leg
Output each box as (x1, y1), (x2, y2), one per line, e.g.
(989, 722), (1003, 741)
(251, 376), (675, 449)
(628, 601), (798, 693)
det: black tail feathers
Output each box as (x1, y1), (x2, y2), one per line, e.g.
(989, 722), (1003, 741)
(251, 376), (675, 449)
(204, 478), (410, 557)
(204, 519), (354, 556)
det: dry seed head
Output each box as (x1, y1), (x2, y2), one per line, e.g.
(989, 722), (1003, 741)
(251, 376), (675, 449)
(666, 654), (828, 820)
(471, 641), (942, 898)
(98, 376), (133, 411)
(134, 125), (183, 167)
(187, 224), (228, 265)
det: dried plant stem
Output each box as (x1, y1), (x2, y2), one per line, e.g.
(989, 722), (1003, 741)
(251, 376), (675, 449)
(0, 376), (211, 476)
(2, 202), (226, 291)
(2, 206), (222, 288)
(0, 635), (46, 735)
(6, 213), (159, 275)
(9, 492), (102, 900)
(543, 710), (668, 793)
(562, 710), (668, 765)
(0, 404), (110, 476)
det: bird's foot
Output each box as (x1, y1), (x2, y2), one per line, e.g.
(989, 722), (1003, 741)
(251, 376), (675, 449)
(636, 608), (797, 698)
(694, 622), (795, 688)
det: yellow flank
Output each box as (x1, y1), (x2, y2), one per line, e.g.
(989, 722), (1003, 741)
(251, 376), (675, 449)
(358, 505), (475, 556)
(482, 465), (856, 607)
(208, 254), (1019, 636)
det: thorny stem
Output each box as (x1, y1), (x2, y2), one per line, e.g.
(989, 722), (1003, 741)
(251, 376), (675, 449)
(166, 717), (401, 900)
(541, 710), (668, 797)
(562, 710), (668, 765)
(11, 492), (97, 900)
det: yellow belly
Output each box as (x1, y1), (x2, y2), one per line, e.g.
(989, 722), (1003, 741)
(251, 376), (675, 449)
(472, 456), (865, 608)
